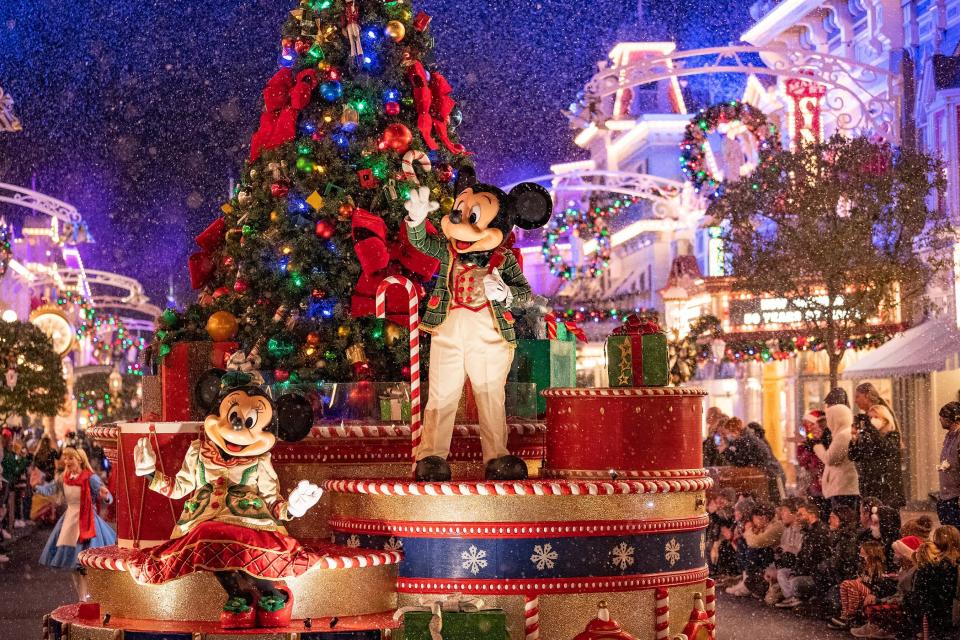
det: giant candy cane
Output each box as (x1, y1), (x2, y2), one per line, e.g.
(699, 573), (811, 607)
(376, 276), (422, 464)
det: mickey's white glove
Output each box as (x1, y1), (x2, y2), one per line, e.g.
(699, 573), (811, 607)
(133, 437), (157, 477)
(287, 479), (323, 518)
(483, 268), (513, 306)
(404, 186), (439, 227)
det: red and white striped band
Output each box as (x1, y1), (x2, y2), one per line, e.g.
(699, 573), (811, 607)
(542, 387), (707, 398)
(327, 516), (709, 538)
(78, 546), (403, 572)
(324, 477), (713, 496)
(311, 422), (545, 439)
(541, 468), (709, 480)
(396, 568), (710, 595)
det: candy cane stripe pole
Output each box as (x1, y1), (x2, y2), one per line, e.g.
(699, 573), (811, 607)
(524, 594), (540, 640)
(401, 150), (431, 185)
(376, 276), (421, 464)
(705, 578), (716, 637)
(654, 588), (670, 640)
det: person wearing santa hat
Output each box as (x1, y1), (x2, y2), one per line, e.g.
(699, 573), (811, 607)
(853, 535), (922, 639)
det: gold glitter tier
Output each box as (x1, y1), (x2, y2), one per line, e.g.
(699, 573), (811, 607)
(83, 561), (397, 622)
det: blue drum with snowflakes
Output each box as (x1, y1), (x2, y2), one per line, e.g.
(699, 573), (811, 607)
(325, 476), (714, 640)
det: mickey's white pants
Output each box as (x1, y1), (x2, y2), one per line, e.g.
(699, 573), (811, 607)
(419, 307), (514, 464)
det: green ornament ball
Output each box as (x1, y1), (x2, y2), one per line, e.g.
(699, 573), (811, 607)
(267, 335), (295, 359)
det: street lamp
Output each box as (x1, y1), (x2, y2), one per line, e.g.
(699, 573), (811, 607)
(108, 369), (123, 395)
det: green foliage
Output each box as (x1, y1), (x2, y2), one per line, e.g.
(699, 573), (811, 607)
(0, 321), (67, 421)
(706, 135), (952, 384)
(168, 0), (470, 382)
(73, 371), (142, 426)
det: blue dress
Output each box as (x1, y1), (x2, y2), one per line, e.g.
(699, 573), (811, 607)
(37, 473), (117, 570)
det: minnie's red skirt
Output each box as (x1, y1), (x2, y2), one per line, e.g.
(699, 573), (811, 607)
(127, 521), (322, 584)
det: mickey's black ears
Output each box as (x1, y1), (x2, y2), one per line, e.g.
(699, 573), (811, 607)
(454, 166), (477, 196)
(274, 394), (314, 442)
(195, 369), (227, 415)
(508, 183), (553, 230)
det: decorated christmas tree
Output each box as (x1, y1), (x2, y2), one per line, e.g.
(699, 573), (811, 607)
(156, 0), (471, 383)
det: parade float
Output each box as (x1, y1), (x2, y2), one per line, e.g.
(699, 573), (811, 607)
(42, 0), (715, 638)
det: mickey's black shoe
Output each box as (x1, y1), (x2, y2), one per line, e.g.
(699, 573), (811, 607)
(484, 455), (528, 481)
(415, 456), (452, 482)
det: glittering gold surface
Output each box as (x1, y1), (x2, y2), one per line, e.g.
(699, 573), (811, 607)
(86, 563), (396, 621)
(332, 490), (706, 523)
(399, 583), (707, 640)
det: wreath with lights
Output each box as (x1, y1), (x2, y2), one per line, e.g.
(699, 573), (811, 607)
(669, 314), (723, 385)
(541, 197), (640, 281)
(679, 101), (780, 198)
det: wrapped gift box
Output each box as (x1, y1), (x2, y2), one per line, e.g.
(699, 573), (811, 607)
(379, 384), (412, 422)
(160, 341), (238, 420)
(509, 315), (580, 416)
(399, 609), (508, 640)
(605, 316), (669, 387)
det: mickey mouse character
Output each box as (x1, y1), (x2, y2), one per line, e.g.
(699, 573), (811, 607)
(404, 167), (552, 482)
(131, 371), (321, 629)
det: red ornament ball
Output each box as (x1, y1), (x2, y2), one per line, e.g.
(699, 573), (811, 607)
(273, 369), (290, 383)
(315, 219), (335, 239)
(381, 123), (412, 154)
(294, 38), (311, 55)
(271, 181), (290, 198)
(435, 163), (454, 183)
(233, 279), (249, 293)
(222, 255), (235, 268)
(384, 101), (401, 116)
(212, 287), (231, 299)
(401, 366), (411, 379)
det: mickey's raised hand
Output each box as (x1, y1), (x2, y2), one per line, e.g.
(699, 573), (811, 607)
(404, 186), (439, 227)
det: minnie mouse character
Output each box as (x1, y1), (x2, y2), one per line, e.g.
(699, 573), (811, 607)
(131, 370), (321, 629)
(404, 168), (552, 482)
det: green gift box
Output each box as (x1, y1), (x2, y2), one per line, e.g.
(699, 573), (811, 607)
(379, 384), (411, 422)
(398, 609), (508, 640)
(605, 316), (669, 387)
(509, 337), (576, 417)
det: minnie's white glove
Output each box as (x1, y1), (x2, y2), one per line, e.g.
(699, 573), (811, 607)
(404, 186), (439, 227)
(133, 437), (157, 477)
(287, 479), (323, 518)
(483, 268), (513, 306)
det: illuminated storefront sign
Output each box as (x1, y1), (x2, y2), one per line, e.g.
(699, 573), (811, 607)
(729, 295), (848, 328)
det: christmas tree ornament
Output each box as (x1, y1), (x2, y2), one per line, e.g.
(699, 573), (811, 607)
(273, 369), (290, 383)
(294, 38), (312, 55)
(384, 101), (400, 116)
(337, 325), (351, 338)
(340, 105), (360, 130)
(306, 191), (325, 211)
(345, 343), (367, 366)
(212, 287), (232, 299)
(384, 320), (403, 345)
(306, 332), (321, 346)
(319, 80), (343, 102)
(435, 162), (454, 183)
(315, 219), (335, 239)
(271, 181), (290, 198)
(161, 308), (179, 328)
(357, 168), (378, 189)
(237, 189), (252, 206)
(400, 149), (431, 185)
(413, 10), (432, 31)
(381, 123), (412, 153)
(233, 279), (250, 294)
(267, 334), (296, 359)
(270, 210), (282, 223)
(385, 20), (406, 42)
(440, 196), (455, 212)
(338, 201), (355, 220)
(342, 0), (363, 62)
(206, 311), (239, 341)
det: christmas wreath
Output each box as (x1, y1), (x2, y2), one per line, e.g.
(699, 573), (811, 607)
(679, 101), (780, 198)
(541, 197), (640, 281)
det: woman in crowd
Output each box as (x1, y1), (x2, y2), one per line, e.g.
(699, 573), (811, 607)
(812, 390), (861, 513)
(855, 535), (922, 639)
(827, 540), (896, 630)
(904, 534), (959, 640)
(849, 383), (905, 510)
(34, 447), (116, 601)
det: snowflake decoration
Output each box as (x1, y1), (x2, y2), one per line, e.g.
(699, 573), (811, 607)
(383, 537), (403, 552)
(665, 538), (681, 567)
(346, 534), (361, 548)
(461, 545), (488, 575)
(530, 543), (559, 571)
(610, 542), (635, 570)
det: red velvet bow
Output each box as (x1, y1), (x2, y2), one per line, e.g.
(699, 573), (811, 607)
(406, 61), (467, 155)
(613, 314), (662, 336)
(545, 312), (587, 343)
(188, 217), (226, 290)
(350, 210), (440, 323)
(249, 68), (318, 162)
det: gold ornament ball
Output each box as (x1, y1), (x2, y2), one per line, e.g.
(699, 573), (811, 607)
(385, 20), (406, 42)
(337, 325), (351, 338)
(206, 311), (239, 342)
(440, 196), (455, 212)
(385, 321), (404, 345)
(270, 210), (282, 223)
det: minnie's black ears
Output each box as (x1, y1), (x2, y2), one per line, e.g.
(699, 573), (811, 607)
(274, 394), (313, 442)
(194, 368), (227, 415)
(508, 183), (553, 230)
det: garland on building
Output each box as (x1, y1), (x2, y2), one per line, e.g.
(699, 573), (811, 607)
(542, 197), (641, 280)
(54, 291), (149, 374)
(553, 305), (659, 324)
(679, 100), (780, 198)
(0, 221), (11, 279)
(700, 328), (898, 363)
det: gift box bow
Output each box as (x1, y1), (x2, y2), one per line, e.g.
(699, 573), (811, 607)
(612, 314), (662, 337)
(394, 594), (489, 639)
(379, 383), (410, 401)
(545, 312), (587, 343)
